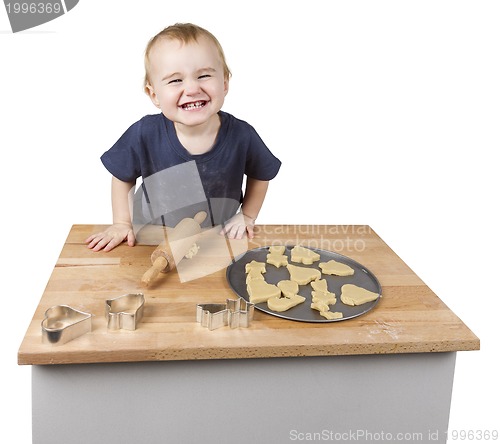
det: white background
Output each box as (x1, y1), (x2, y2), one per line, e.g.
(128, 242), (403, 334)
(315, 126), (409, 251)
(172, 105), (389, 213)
(1, 0), (499, 441)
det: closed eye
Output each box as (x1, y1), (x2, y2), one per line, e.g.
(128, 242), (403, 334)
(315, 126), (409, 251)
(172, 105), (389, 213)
(168, 79), (182, 84)
(198, 74), (211, 79)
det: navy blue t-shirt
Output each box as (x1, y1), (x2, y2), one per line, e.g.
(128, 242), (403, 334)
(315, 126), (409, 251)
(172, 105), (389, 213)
(101, 111), (281, 227)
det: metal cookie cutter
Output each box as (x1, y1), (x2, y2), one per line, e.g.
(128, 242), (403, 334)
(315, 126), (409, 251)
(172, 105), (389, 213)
(105, 293), (145, 331)
(196, 297), (254, 330)
(227, 297), (254, 328)
(42, 305), (92, 345)
(196, 303), (228, 331)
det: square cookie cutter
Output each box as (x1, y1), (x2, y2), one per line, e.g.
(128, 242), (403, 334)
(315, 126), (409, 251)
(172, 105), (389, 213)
(41, 305), (92, 345)
(196, 297), (254, 330)
(105, 293), (145, 331)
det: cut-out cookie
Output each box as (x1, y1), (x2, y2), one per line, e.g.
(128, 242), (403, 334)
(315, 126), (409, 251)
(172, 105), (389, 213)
(247, 279), (281, 304)
(245, 260), (266, 274)
(246, 268), (266, 283)
(267, 294), (306, 312)
(245, 260), (266, 283)
(311, 291), (337, 305)
(319, 311), (343, 320)
(267, 255), (288, 268)
(266, 246), (289, 268)
(286, 264), (321, 285)
(311, 300), (330, 313)
(277, 280), (299, 298)
(266, 279), (305, 312)
(290, 246), (320, 265)
(311, 300), (343, 320)
(340, 284), (379, 306)
(268, 245), (286, 255)
(311, 279), (328, 293)
(310, 279), (335, 303)
(310, 279), (337, 304)
(319, 260), (354, 276)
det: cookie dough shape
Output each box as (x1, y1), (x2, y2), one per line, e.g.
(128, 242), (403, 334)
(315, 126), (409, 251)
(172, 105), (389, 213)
(311, 290), (337, 305)
(290, 246), (320, 265)
(247, 280), (281, 304)
(311, 300), (343, 320)
(246, 268), (265, 284)
(267, 294), (306, 312)
(266, 245), (289, 268)
(245, 260), (266, 274)
(267, 279), (305, 312)
(319, 259), (355, 276)
(286, 264), (321, 285)
(340, 284), (379, 306)
(310, 279), (328, 293)
(277, 280), (299, 298)
(311, 300), (330, 313)
(268, 246), (286, 255)
(319, 311), (343, 320)
(245, 260), (266, 283)
(311, 279), (337, 304)
(310, 301), (343, 320)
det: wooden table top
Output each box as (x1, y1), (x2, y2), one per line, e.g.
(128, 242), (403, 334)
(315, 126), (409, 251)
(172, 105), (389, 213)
(18, 224), (479, 365)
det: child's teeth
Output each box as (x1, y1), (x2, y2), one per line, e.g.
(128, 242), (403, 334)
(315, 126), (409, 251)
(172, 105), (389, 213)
(183, 101), (205, 109)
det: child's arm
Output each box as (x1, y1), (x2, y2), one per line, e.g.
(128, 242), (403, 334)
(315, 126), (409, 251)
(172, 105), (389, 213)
(85, 177), (136, 251)
(222, 178), (269, 239)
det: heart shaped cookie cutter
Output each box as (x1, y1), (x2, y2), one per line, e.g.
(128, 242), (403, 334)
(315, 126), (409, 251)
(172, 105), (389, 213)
(105, 293), (145, 331)
(41, 305), (92, 345)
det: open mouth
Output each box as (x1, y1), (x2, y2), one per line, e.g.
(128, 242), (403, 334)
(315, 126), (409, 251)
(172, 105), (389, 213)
(180, 100), (208, 110)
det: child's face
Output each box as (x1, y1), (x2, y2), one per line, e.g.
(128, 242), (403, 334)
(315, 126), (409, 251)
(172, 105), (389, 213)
(146, 36), (229, 130)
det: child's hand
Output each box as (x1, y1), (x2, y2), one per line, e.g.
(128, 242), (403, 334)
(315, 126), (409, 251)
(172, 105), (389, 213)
(85, 223), (135, 252)
(221, 213), (256, 239)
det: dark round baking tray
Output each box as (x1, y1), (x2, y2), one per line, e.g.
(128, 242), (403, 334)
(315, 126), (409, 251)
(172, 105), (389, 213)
(226, 245), (382, 323)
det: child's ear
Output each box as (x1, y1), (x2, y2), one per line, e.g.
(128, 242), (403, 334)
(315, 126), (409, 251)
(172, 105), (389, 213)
(145, 83), (161, 108)
(223, 78), (229, 96)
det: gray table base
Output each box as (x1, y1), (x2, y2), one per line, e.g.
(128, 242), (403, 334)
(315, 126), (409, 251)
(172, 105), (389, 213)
(32, 352), (456, 444)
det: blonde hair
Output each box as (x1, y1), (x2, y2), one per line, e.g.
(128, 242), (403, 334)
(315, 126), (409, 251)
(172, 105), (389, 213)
(143, 23), (231, 93)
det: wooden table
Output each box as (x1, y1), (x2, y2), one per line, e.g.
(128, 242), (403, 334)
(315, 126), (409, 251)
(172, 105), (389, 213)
(19, 225), (479, 444)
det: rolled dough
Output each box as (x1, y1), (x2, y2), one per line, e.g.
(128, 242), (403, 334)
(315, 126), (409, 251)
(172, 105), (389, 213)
(311, 291), (337, 305)
(267, 294), (306, 312)
(290, 246), (320, 265)
(266, 251), (288, 268)
(340, 284), (379, 306)
(245, 260), (266, 274)
(319, 259), (354, 276)
(277, 280), (299, 298)
(247, 280), (281, 304)
(286, 264), (321, 285)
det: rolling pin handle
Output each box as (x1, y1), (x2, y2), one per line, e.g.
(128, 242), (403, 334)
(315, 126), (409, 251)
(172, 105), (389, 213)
(194, 211), (207, 225)
(141, 256), (168, 287)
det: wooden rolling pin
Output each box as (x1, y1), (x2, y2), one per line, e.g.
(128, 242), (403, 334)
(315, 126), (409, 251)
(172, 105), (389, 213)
(141, 211), (207, 286)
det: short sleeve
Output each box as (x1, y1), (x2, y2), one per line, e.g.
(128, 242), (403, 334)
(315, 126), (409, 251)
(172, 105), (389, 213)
(245, 126), (281, 181)
(101, 121), (142, 183)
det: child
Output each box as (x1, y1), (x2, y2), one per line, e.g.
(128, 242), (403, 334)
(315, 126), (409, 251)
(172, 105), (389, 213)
(86, 23), (281, 252)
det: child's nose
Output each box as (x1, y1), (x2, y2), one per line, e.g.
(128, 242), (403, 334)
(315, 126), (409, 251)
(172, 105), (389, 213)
(184, 79), (201, 95)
